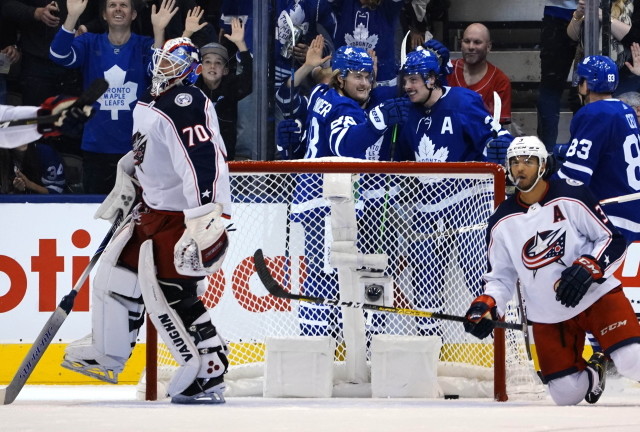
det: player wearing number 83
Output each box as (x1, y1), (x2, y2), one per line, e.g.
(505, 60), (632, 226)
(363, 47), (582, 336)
(554, 55), (640, 243)
(464, 136), (640, 406)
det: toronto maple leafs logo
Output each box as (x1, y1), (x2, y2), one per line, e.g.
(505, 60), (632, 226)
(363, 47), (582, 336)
(276, 4), (309, 47)
(416, 135), (449, 162)
(101, 66), (138, 120)
(132, 131), (147, 169)
(344, 11), (379, 50)
(521, 228), (567, 270)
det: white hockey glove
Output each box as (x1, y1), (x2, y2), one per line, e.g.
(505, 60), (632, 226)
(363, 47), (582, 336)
(174, 203), (229, 277)
(94, 151), (137, 223)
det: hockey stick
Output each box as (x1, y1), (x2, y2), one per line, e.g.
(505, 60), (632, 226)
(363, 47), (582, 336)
(599, 191), (640, 206)
(254, 249), (524, 331)
(0, 78), (108, 129)
(0, 209), (124, 405)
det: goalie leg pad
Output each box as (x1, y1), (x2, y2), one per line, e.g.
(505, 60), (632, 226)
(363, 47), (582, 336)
(139, 240), (229, 402)
(62, 217), (143, 383)
(610, 343), (640, 381)
(547, 372), (590, 406)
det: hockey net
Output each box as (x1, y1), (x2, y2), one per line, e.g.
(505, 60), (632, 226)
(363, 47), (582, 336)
(139, 159), (544, 401)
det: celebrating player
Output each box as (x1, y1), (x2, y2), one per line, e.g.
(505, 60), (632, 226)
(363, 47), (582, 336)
(0, 98), (93, 149)
(464, 136), (640, 406)
(390, 46), (513, 335)
(61, 38), (231, 404)
(554, 55), (640, 243)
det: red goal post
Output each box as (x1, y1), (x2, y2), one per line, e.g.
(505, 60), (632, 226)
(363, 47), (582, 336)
(143, 159), (540, 401)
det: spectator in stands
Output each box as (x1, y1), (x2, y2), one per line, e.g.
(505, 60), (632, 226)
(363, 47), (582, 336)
(49, 0), (176, 194)
(536, 0), (578, 151)
(567, 0), (640, 96)
(0, 142), (66, 194)
(0, 7), (20, 104)
(448, 23), (512, 126)
(400, 0), (449, 52)
(195, 17), (252, 160)
(332, 0), (404, 88)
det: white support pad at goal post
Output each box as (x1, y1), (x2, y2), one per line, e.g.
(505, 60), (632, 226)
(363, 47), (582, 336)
(142, 160), (543, 401)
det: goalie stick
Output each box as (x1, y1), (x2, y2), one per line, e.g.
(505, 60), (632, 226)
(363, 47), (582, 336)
(0, 78), (108, 129)
(253, 249), (524, 331)
(0, 208), (124, 405)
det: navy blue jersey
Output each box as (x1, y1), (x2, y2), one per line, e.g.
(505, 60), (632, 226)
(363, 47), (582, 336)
(394, 86), (503, 162)
(556, 98), (640, 242)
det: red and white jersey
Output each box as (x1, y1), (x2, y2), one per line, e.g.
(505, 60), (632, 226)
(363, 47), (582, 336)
(0, 105), (41, 149)
(483, 179), (627, 324)
(131, 85), (231, 216)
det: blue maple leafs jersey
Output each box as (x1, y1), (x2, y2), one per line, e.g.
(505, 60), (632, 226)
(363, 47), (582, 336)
(556, 99), (640, 242)
(394, 86), (503, 163)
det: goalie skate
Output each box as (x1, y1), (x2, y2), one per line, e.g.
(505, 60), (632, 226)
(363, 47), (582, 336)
(61, 335), (125, 384)
(170, 376), (226, 404)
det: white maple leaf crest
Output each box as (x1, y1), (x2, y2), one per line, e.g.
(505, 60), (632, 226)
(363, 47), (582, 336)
(276, 4), (309, 45)
(101, 65), (139, 120)
(416, 135), (449, 162)
(344, 24), (378, 50)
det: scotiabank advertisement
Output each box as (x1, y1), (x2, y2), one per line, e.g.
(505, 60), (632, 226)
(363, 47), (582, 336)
(0, 202), (639, 343)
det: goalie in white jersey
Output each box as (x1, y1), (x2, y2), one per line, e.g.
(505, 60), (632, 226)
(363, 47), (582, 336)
(464, 136), (640, 406)
(61, 38), (232, 404)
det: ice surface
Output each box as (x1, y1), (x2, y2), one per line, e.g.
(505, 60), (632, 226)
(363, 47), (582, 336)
(2, 377), (640, 432)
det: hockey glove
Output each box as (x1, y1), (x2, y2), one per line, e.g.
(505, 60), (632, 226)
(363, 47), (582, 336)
(94, 152), (138, 223)
(553, 142), (570, 164)
(368, 97), (412, 131)
(37, 95), (93, 138)
(464, 295), (498, 340)
(174, 203), (230, 277)
(276, 119), (305, 160)
(485, 134), (512, 164)
(555, 255), (603, 308)
(423, 39), (453, 81)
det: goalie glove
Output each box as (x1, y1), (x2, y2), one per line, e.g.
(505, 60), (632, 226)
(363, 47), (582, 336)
(463, 295), (498, 340)
(37, 95), (94, 138)
(94, 152), (137, 223)
(368, 97), (412, 131)
(174, 202), (230, 277)
(554, 255), (603, 308)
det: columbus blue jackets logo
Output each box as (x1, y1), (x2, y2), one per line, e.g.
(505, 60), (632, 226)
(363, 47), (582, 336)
(132, 131), (147, 168)
(521, 228), (567, 270)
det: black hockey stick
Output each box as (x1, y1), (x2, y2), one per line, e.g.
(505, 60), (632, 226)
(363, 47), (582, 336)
(0, 209), (124, 405)
(253, 249), (524, 331)
(0, 78), (108, 129)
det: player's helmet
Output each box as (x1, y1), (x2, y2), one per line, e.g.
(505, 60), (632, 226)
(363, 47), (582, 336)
(331, 46), (374, 79)
(151, 37), (202, 96)
(576, 55), (618, 93)
(400, 47), (440, 81)
(506, 136), (549, 192)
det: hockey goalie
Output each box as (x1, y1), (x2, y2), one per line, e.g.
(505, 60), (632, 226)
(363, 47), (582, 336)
(61, 38), (232, 404)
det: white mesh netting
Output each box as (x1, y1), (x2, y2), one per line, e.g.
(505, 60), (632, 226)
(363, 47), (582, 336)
(142, 160), (544, 400)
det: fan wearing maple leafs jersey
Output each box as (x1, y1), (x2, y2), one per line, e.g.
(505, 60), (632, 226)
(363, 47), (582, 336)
(465, 136), (640, 406)
(48, 0), (174, 193)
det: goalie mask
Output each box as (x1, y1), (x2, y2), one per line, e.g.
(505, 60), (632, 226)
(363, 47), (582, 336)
(151, 37), (202, 96)
(506, 136), (549, 193)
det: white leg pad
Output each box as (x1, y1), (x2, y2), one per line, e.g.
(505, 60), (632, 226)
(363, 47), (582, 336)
(138, 240), (201, 397)
(63, 216), (142, 382)
(547, 371), (590, 406)
(610, 343), (640, 381)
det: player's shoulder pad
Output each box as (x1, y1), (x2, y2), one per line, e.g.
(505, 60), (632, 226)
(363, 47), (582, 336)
(487, 194), (523, 229)
(544, 178), (597, 206)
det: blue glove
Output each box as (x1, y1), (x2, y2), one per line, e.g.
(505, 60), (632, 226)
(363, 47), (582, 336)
(423, 39), (452, 77)
(553, 142), (570, 164)
(277, 119), (305, 160)
(368, 97), (412, 131)
(463, 295), (498, 340)
(485, 134), (512, 164)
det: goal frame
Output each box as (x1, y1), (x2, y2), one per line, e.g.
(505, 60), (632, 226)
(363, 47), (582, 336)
(145, 160), (508, 401)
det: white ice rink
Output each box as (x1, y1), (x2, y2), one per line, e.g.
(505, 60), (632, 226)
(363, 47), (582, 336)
(2, 379), (640, 432)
